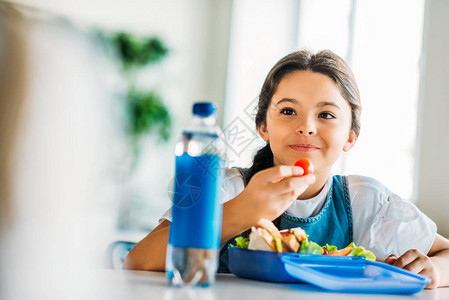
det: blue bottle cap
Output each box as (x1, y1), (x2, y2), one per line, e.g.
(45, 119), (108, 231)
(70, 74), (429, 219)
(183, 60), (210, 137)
(193, 102), (217, 117)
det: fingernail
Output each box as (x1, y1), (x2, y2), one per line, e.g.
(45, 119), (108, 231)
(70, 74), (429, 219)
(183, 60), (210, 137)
(293, 166), (303, 176)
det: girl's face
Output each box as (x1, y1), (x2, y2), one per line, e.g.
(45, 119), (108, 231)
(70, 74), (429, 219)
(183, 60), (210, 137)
(258, 70), (356, 175)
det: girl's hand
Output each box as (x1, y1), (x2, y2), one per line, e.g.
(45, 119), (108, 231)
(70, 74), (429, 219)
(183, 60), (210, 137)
(385, 250), (440, 289)
(237, 165), (316, 226)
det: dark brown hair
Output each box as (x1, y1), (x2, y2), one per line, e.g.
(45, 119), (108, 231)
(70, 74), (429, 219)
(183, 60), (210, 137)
(246, 50), (361, 182)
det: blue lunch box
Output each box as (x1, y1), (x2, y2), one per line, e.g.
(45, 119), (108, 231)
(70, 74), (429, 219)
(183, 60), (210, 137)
(228, 247), (431, 294)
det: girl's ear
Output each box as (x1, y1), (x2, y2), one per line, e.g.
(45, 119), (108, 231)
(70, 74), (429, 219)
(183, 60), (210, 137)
(343, 130), (357, 152)
(258, 122), (270, 142)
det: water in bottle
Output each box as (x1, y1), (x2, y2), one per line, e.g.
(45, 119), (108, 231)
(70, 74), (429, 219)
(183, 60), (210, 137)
(166, 102), (226, 287)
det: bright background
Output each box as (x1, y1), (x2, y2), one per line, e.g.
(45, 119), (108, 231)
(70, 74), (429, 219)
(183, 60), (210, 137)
(1, 1), (449, 297)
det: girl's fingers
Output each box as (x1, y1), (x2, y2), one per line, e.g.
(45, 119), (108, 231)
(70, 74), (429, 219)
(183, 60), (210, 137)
(278, 186), (309, 201)
(400, 257), (426, 274)
(384, 254), (398, 265)
(272, 174), (316, 194)
(391, 250), (438, 289)
(424, 280), (438, 290)
(258, 165), (303, 182)
(421, 269), (439, 289)
(392, 249), (425, 270)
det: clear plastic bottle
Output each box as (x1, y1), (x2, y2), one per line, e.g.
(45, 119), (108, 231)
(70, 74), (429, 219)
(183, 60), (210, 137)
(166, 102), (226, 287)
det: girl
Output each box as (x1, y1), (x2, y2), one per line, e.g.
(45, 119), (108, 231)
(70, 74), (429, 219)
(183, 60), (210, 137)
(124, 50), (449, 289)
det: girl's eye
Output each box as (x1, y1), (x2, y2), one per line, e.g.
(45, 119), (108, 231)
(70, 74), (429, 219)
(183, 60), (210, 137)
(280, 108), (296, 115)
(318, 112), (335, 119)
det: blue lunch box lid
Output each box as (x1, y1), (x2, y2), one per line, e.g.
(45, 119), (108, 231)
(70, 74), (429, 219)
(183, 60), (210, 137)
(228, 247), (431, 294)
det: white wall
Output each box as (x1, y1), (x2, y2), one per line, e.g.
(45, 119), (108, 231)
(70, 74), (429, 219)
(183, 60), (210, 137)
(416, 0), (449, 237)
(8, 0), (232, 126)
(4, 0), (233, 233)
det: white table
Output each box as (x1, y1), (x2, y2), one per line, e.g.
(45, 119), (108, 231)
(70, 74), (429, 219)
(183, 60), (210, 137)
(90, 270), (448, 300)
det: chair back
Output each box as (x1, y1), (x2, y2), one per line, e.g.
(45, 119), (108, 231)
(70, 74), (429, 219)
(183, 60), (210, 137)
(105, 241), (136, 269)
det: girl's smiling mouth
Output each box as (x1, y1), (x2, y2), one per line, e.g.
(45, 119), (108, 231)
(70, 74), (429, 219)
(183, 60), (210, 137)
(289, 144), (320, 152)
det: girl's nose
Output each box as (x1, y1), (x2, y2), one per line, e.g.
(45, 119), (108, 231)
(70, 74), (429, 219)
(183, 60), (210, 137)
(298, 130), (315, 135)
(296, 119), (316, 136)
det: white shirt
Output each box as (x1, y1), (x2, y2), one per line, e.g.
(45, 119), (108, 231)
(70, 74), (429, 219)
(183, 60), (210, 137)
(159, 168), (437, 260)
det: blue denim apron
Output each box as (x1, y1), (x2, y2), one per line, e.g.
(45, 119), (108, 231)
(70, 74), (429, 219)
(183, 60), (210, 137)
(217, 167), (353, 273)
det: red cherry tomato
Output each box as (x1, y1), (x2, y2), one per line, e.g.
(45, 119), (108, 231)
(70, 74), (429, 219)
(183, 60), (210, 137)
(294, 158), (314, 176)
(322, 247), (328, 255)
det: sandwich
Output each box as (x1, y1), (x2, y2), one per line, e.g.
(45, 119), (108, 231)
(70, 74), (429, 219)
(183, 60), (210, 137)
(248, 218), (307, 253)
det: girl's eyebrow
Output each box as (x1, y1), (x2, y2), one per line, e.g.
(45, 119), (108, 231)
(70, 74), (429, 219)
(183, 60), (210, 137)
(318, 101), (341, 110)
(276, 98), (298, 105)
(276, 98), (341, 111)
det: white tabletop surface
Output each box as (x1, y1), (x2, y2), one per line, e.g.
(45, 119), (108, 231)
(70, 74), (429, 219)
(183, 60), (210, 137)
(88, 270), (448, 300)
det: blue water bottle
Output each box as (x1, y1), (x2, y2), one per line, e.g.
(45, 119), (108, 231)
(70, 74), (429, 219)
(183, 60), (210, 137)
(166, 102), (226, 287)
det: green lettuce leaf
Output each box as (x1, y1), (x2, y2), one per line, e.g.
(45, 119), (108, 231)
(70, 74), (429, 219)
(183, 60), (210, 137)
(230, 237), (249, 249)
(299, 240), (324, 254)
(347, 242), (376, 261)
(324, 244), (337, 252)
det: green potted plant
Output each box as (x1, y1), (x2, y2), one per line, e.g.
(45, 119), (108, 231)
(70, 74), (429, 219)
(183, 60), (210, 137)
(110, 32), (171, 163)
